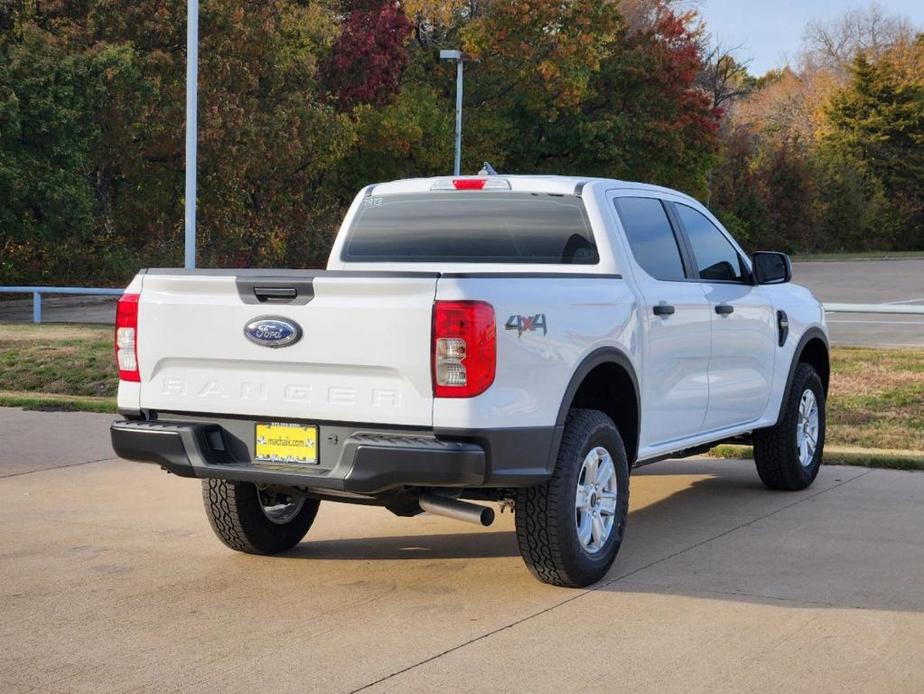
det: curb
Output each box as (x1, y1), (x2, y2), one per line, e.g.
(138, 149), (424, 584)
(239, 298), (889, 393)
(711, 444), (924, 472)
(0, 392), (117, 414)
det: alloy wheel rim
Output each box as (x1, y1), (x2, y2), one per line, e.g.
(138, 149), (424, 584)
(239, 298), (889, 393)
(796, 389), (820, 468)
(258, 489), (305, 525)
(575, 447), (619, 554)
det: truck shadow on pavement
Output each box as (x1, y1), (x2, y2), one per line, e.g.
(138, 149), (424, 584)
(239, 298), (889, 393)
(281, 462), (924, 613)
(287, 465), (783, 564)
(597, 465), (922, 612)
(288, 528), (519, 561)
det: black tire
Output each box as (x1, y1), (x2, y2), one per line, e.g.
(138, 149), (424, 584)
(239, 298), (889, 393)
(753, 363), (826, 491)
(202, 480), (320, 554)
(515, 409), (630, 588)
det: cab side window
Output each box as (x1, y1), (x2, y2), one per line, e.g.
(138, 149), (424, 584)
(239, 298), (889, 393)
(614, 197), (686, 282)
(675, 204), (747, 283)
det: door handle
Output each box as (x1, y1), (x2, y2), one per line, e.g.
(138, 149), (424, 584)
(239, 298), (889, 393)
(715, 304), (734, 315)
(653, 304), (675, 316)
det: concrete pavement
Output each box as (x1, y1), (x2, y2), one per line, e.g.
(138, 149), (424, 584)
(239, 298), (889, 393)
(0, 295), (118, 324)
(0, 408), (116, 477)
(2, 407), (924, 692)
(793, 259), (924, 347)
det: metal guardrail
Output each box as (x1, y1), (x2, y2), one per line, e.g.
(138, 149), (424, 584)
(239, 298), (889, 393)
(0, 286), (123, 323)
(2, 286), (923, 323)
(823, 303), (924, 315)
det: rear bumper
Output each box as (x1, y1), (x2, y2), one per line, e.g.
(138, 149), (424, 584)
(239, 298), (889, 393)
(111, 417), (557, 494)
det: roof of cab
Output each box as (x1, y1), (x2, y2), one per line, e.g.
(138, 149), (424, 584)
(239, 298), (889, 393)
(367, 174), (696, 204)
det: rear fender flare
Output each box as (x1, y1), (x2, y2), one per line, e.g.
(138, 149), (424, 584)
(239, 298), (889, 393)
(550, 347), (641, 467)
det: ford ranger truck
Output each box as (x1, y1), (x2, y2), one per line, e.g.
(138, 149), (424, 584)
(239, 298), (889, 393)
(110, 175), (830, 588)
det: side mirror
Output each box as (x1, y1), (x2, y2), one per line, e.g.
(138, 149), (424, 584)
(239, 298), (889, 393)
(752, 251), (792, 285)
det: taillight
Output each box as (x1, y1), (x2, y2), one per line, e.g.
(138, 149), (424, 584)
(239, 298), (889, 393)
(432, 301), (496, 398)
(452, 178), (487, 190)
(115, 293), (140, 382)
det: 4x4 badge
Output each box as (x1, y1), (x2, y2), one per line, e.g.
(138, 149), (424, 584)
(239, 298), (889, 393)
(505, 314), (547, 337)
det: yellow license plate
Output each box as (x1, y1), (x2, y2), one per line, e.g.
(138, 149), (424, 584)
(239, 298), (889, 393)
(255, 423), (318, 464)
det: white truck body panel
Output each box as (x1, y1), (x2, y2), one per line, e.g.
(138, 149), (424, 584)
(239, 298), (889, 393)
(601, 186), (780, 450)
(699, 281), (777, 430)
(433, 275), (638, 430)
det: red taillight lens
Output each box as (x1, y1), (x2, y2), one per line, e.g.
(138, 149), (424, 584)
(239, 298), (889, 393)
(432, 301), (496, 398)
(115, 293), (140, 382)
(452, 178), (487, 190)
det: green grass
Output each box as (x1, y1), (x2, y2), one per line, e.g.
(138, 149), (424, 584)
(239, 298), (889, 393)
(828, 347), (924, 451)
(792, 251), (924, 262)
(0, 322), (117, 412)
(709, 345), (924, 469)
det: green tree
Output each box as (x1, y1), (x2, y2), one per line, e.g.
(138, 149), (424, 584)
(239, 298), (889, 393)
(332, 84), (452, 196)
(814, 149), (894, 251)
(824, 53), (924, 248)
(0, 10), (150, 284)
(0, 0), (352, 285)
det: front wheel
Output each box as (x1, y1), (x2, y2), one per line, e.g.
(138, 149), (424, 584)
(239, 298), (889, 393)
(753, 363), (826, 491)
(515, 409), (630, 588)
(202, 480), (320, 554)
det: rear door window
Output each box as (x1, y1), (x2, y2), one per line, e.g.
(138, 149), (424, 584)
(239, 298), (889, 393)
(342, 192), (598, 264)
(614, 197), (686, 281)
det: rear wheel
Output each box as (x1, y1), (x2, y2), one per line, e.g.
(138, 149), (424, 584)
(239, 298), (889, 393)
(515, 409), (630, 588)
(753, 363), (826, 491)
(202, 480), (320, 554)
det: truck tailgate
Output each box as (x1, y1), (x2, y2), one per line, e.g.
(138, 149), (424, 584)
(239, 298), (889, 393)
(135, 271), (437, 426)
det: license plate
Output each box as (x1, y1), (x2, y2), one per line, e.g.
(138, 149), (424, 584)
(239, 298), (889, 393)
(254, 423), (318, 464)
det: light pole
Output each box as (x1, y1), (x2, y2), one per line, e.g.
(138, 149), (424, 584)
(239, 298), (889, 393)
(184, 0), (198, 269)
(440, 49), (463, 176)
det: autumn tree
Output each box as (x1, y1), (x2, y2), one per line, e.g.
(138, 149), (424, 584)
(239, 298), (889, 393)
(453, 1), (720, 196)
(3, 0), (922, 286)
(321, 1), (412, 110)
(711, 4), (924, 253)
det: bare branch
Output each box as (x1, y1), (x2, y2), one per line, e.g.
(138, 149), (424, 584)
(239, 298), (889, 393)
(699, 41), (753, 111)
(801, 2), (915, 74)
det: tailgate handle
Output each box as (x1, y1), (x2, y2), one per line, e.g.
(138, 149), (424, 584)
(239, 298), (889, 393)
(253, 286), (298, 303)
(235, 276), (316, 305)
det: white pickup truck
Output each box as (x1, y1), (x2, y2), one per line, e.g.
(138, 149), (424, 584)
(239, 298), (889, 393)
(111, 174), (829, 587)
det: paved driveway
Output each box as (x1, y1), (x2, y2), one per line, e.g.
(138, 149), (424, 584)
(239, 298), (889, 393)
(793, 259), (924, 347)
(0, 295), (118, 324)
(2, 408), (923, 693)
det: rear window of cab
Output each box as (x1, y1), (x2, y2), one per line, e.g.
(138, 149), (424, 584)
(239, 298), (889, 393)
(342, 192), (599, 264)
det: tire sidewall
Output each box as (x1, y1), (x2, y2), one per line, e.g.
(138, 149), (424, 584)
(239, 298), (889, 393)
(203, 479), (320, 555)
(240, 483), (319, 554)
(555, 413), (630, 584)
(786, 366), (826, 487)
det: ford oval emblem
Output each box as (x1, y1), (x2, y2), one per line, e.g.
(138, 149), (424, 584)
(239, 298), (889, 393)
(244, 317), (302, 348)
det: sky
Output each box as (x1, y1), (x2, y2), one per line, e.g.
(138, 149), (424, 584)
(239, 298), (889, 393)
(695, 0), (924, 74)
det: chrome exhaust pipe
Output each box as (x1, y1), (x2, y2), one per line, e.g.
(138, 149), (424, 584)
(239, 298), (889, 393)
(419, 493), (495, 527)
